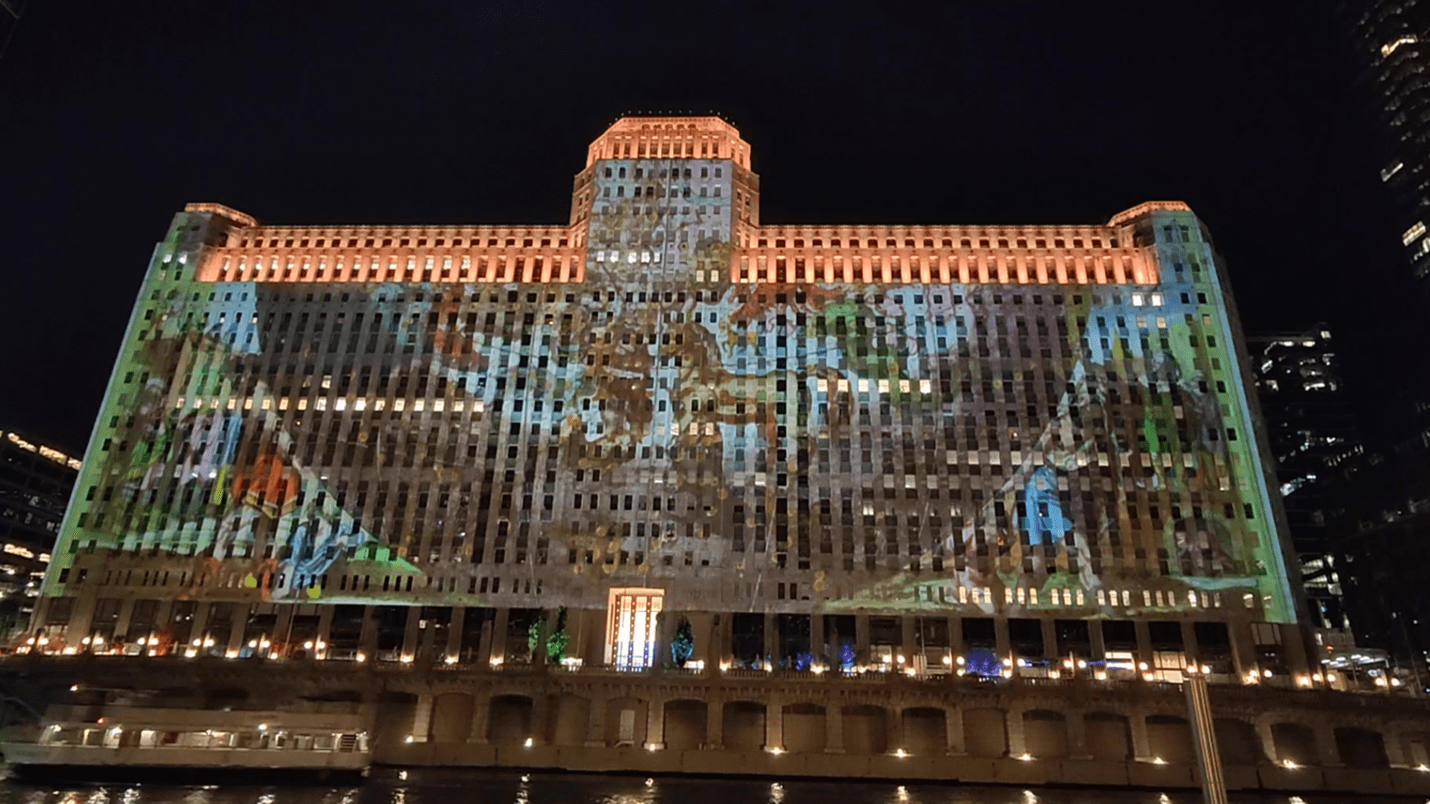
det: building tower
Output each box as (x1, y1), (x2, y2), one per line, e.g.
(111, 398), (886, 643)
(1247, 327), (1359, 632)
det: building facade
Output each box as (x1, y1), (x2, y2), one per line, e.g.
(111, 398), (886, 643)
(31, 116), (1307, 684)
(0, 428), (77, 635)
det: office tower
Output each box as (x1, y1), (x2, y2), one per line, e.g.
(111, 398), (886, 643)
(1247, 327), (1358, 631)
(1337, 0), (1430, 287)
(0, 428), (78, 634)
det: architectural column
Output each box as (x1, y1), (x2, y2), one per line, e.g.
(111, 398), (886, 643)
(112, 599), (137, 641)
(267, 604), (294, 653)
(529, 693), (550, 746)
(1229, 622), (1257, 679)
(705, 696), (723, 750)
(410, 693), (434, 743)
(764, 695), (784, 751)
(189, 603), (210, 653)
(1040, 619), (1058, 665)
(1089, 618), (1107, 664)
(945, 707), (966, 756)
(994, 618), (1012, 670)
(1281, 623), (1311, 677)
(645, 697), (665, 750)
(1066, 711), (1090, 760)
(226, 604), (249, 657)
(532, 608), (554, 665)
(63, 586), (100, 647)
(444, 607), (465, 661)
(810, 613), (825, 670)
(825, 701), (844, 753)
(763, 612), (777, 669)
(692, 612), (717, 672)
(316, 606), (334, 657)
(153, 600), (174, 641)
(467, 693), (490, 744)
(1180, 620), (1201, 667)
(489, 608), (510, 665)
(948, 615), (964, 660)
(358, 605), (378, 660)
(855, 613), (871, 667)
(656, 610), (676, 670)
(1133, 619), (1154, 674)
(400, 606), (421, 660)
(717, 613), (734, 669)
(1314, 723), (1342, 767)
(1005, 708), (1027, 757)
(901, 617), (917, 671)
(1254, 719), (1279, 765)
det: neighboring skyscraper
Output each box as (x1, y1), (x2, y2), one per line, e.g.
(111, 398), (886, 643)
(1247, 327), (1359, 631)
(1341, 0), (1430, 283)
(0, 428), (78, 636)
(1327, 1), (1430, 673)
(30, 116), (1307, 687)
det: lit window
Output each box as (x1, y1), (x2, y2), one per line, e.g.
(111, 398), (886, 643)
(1404, 222), (1427, 246)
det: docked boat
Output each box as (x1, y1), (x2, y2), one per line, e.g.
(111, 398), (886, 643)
(2, 703), (370, 783)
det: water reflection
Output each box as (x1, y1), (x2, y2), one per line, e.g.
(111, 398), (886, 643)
(0, 774), (1416, 804)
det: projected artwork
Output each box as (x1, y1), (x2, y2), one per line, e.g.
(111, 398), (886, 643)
(46, 156), (1292, 624)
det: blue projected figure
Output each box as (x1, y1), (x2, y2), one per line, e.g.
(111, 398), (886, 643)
(966, 648), (1003, 678)
(1019, 466), (1072, 546)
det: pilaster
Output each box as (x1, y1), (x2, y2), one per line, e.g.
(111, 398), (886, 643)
(825, 701), (844, 753)
(528, 693), (550, 745)
(705, 696), (723, 749)
(1254, 720), (1279, 764)
(1005, 708), (1027, 757)
(645, 697), (665, 750)
(1066, 711), (1090, 760)
(765, 694), (783, 750)
(585, 696), (607, 747)
(1129, 714), (1153, 762)
(411, 692), (434, 743)
(945, 706), (965, 756)
(467, 693), (490, 744)
(1314, 723), (1342, 767)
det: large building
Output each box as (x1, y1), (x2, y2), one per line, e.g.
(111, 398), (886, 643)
(1340, 0), (1430, 285)
(1322, 1), (1430, 671)
(1247, 327), (1359, 632)
(0, 428), (77, 636)
(31, 116), (1307, 683)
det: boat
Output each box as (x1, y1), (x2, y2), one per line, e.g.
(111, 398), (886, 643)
(2, 702), (370, 783)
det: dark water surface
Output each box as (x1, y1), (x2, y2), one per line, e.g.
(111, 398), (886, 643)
(0, 770), (1418, 804)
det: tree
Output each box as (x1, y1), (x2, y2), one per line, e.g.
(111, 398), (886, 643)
(671, 617), (694, 667)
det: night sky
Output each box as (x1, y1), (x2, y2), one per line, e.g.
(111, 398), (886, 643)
(0, 0), (1399, 454)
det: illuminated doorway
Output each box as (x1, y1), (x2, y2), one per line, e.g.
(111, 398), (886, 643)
(606, 588), (664, 670)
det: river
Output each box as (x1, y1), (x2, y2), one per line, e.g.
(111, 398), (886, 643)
(0, 769), (1420, 804)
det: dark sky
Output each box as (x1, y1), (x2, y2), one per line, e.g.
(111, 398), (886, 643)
(0, 0), (1397, 454)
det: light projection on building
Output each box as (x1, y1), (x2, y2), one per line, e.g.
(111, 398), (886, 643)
(43, 118), (1297, 627)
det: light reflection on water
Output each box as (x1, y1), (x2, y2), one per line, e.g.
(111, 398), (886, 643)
(0, 772), (1417, 804)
